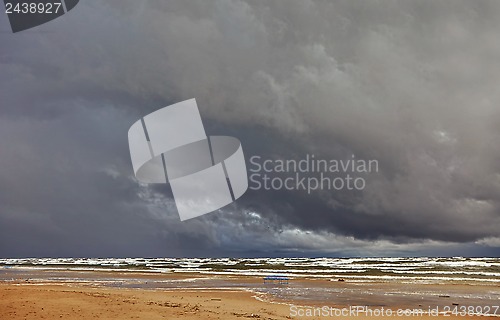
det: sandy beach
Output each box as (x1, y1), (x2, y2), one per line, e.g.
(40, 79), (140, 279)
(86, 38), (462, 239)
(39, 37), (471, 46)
(1, 283), (498, 320)
(1, 266), (499, 319)
(0, 284), (292, 320)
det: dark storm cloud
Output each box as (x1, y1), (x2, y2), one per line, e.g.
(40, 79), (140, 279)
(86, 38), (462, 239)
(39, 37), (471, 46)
(1, 0), (500, 257)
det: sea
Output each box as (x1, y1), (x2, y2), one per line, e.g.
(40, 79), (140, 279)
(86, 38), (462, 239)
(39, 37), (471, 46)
(1, 257), (499, 283)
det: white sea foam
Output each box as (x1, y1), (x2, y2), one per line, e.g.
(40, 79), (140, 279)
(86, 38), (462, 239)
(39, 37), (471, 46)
(1, 257), (499, 284)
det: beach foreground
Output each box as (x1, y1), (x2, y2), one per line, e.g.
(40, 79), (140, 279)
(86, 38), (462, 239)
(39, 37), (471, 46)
(1, 258), (499, 319)
(0, 284), (290, 320)
(0, 283), (497, 320)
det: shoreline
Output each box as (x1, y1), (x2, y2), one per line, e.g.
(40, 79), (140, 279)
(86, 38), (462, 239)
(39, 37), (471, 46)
(1, 267), (499, 319)
(1, 282), (499, 319)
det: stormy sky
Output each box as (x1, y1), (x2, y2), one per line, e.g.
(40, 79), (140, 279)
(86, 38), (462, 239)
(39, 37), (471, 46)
(1, 0), (500, 258)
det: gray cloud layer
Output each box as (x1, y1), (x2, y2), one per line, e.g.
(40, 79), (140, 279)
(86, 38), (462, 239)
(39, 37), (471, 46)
(1, 0), (500, 257)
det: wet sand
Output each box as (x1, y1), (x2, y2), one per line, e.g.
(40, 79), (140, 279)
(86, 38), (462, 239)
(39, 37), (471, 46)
(2, 283), (499, 320)
(1, 267), (500, 319)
